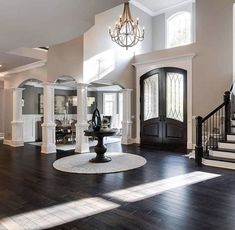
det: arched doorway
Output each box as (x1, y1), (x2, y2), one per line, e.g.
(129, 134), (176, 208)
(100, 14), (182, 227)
(140, 67), (187, 151)
(88, 83), (123, 143)
(18, 79), (43, 143)
(53, 76), (77, 146)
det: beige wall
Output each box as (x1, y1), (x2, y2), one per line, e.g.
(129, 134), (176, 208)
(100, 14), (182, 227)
(47, 36), (84, 83)
(4, 88), (13, 140)
(193, 0), (233, 116)
(152, 14), (165, 51)
(135, 0), (234, 144)
(2, 0), (234, 145)
(3, 66), (47, 139)
(137, 0), (234, 116)
(4, 65), (47, 89)
(0, 81), (4, 134)
(84, 4), (152, 89)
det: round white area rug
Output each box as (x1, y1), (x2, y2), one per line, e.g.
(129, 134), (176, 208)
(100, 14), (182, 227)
(53, 152), (147, 174)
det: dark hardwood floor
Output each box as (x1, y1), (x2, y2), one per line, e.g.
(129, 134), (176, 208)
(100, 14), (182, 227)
(0, 141), (235, 230)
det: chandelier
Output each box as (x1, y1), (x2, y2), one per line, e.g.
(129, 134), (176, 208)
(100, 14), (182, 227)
(109, 2), (145, 50)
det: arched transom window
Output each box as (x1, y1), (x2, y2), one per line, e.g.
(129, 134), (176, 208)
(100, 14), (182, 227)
(167, 11), (192, 48)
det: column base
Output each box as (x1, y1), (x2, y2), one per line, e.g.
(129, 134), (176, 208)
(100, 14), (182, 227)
(75, 123), (90, 154)
(75, 144), (90, 154)
(41, 144), (57, 154)
(121, 137), (134, 145)
(3, 139), (24, 147)
(11, 120), (24, 147)
(41, 123), (56, 154)
(121, 121), (133, 145)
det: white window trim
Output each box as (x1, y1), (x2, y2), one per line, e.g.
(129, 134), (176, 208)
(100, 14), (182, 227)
(166, 11), (192, 49)
(103, 93), (117, 116)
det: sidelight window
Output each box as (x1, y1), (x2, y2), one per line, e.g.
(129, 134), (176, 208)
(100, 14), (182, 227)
(144, 74), (159, 121)
(166, 72), (184, 122)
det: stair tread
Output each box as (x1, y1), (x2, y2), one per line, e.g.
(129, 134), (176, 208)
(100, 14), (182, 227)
(205, 156), (235, 163)
(212, 148), (235, 153)
(218, 141), (235, 144)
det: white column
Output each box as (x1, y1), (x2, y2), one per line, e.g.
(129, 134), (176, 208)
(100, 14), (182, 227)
(41, 83), (56, 154)
(121, 89), (133, 145)
(75, 83), (90, 153)
(11, 88), (24, 147)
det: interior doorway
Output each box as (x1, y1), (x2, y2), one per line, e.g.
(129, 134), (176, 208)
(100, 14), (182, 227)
(140, 67), (187, 151)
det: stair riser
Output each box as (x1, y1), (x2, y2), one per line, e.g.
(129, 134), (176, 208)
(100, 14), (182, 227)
(218, 142), (235, 150)
(231, 127), (235, 134)
(210, 150), (235, 160)
(227, 135), (235, 142)
(203, 158), (235, 170)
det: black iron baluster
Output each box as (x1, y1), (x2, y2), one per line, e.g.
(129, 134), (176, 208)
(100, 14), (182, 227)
(195, 116), (203, 166)
(219, 109), (221, 142)
(224, 91), (231, 139)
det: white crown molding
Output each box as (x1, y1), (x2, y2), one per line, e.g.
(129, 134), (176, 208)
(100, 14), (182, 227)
(0, 60), (46, 78)
(132, 52), (196, 67)
(130, 0), (195, 17)
(130, 0), (154, 16)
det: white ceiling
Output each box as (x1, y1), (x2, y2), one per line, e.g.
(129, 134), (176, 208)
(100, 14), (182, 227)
(0, 53), (39, 72)
(131, 0), (192, 16)
(0, 0), (125, 52)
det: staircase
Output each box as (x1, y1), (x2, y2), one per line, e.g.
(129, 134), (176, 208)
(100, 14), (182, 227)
(195, 90), (235, 170)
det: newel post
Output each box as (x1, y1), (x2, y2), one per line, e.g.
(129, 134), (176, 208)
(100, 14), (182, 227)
(195, 116), (203, 167)
(224, 91), (231, 138)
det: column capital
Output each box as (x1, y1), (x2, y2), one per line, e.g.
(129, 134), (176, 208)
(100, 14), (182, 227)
(122, 88), (133, 93)
(42, 82), (56, 88)
(10, 87), (25, 92)
(76, 83), (89, 89)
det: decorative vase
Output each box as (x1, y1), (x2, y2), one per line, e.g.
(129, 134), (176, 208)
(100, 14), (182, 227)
(92, 108), (101, 131)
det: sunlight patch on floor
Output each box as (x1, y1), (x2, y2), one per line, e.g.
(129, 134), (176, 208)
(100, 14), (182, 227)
(0, 198), (119, 230)
(105, 171), (220, 202)
(0, 171), (221, 229)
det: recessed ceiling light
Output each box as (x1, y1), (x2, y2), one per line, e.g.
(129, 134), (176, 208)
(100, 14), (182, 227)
(0, 65), (2, 68)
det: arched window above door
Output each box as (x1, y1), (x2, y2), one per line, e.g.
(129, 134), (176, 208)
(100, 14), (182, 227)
(166, 11), (192, 48)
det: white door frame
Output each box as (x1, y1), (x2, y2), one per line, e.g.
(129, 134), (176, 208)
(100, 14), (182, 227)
(133, 53), (195, 149)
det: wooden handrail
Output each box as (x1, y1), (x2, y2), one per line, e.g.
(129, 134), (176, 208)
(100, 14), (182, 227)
(202, 102), (226, 123)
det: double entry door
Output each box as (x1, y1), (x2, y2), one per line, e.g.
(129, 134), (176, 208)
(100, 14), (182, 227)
(140, 67), (187, 150)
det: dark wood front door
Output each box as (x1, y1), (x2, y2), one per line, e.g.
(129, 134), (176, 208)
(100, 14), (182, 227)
(140, 67), (187, 150)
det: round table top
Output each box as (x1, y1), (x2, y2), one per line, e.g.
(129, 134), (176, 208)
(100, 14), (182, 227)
(84, 128), (116, 137)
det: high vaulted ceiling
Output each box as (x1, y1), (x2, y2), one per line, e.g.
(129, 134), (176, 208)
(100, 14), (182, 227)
(0, 0), (125, 52)
(131, 0), (192, 16)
